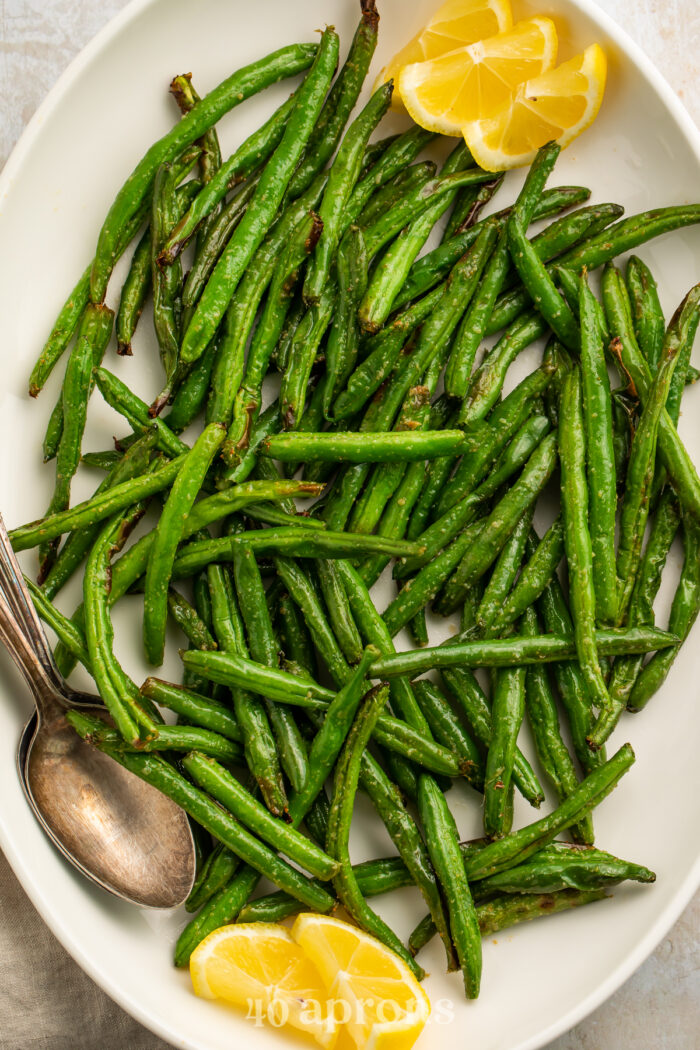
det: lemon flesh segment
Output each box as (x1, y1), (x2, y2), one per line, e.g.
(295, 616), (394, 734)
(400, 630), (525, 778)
(399, 16), (558, 136)
(377, 0), (513, 108)
(292, 914), (430, 1050)
(463, 43), (608, 171)
(190, 923), (339, 1048)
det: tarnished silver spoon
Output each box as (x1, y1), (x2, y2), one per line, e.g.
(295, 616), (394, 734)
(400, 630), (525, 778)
(0, 515), (195, 908)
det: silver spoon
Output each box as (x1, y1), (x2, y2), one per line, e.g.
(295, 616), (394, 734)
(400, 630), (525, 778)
(0, 515), (195, 908)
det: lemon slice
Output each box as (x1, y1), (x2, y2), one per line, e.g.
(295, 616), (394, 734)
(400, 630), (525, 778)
(463, 43), (608, 170)
(399, 16), (558, 136)
(292, 914), (430, 1050)
(377, 0), (513, 107)
(190, 923), (339, 1048)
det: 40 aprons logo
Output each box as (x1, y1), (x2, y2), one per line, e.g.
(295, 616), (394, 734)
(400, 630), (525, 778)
(245, 997), (456, 1029)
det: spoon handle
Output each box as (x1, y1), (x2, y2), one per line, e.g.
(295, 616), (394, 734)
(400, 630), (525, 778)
(0, 586), (64, 716)
(0, 514), (66, 692)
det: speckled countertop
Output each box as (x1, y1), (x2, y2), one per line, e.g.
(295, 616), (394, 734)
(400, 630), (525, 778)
(0, 2), (697, 1048)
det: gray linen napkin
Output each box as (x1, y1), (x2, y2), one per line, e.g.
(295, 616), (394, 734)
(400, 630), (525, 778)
(0, 849), (172, 1050)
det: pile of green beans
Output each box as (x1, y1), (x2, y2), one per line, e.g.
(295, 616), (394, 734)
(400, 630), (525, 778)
(20, 0), (700, 1001)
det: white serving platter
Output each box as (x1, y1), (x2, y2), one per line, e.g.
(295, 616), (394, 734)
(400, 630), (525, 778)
(0, 1), (698, 1049)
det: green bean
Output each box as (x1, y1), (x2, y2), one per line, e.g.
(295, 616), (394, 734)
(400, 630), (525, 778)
(445, 228), (510, 398)
(558, 367), (611, 714)
(521, 607), (593, 845)
(94, 367), (188, 458)
(29, 266), (91, 396)
(411, 886), (610, 954)
(537, 573), (605, 776)
(107, 478), (321, 602)
(436, 365), (553, 520)
(41, 396), (65, 466)
(182, 178), (260, 320)
(175, 866), (260, 966)
(285, 0), (379, 201)
(628, 507), (700, 710)
(626, 255), (665, 370)
(436, 433), (558, 615)
(169, 529), (424, 579)
(74, 709), (241, 763)
(458, 310), (549, 428)
(556, 205), (700, 276)
(186, 844), (240, 914)
(91, 43), (317, 302)
(331, 559), (436, 738)
(343, 126), (436, 231)
(141, 678), (240, 741)
(84, 515), (159, 744)
(326, 684), (422, 976)
(332, 285), (444, 422)
(507, 215), (580, 351)
(486, 203), (625, 336)
(362, 167), (494, 259)
(289, 649), (376, 823)
(476, 508), (534, 635)
(417, 774), (481, 995)
(243, 505), (326, 530)
(275, 557), (349, 687)
(444, 174), (504, 241)
(181, 649), (333, 706)
(440, 668), (543, 806)
(601, 263), (700, 520)
(394, 186), (591, 312)
(143, 424), (225, 664)
(578, 274), (618, 626)
(660, 283), (700, 445)
(181, 31), (339, 364)
(323, 225), (368, 414)
(25, 578), (91, 670)
(464, 744), (636, 881)
(227, 210), (323, 448)
(280, 281), (337, 428)
(40, 304), (112, 572)
(484, 662), (527, 840)
(413, 680), (484, 789)
(358, 141), (479, 332)
(163, 96), (295, 261)
(304, 83), (392, 304)
(163, 339), (218, 433)
(383, 521), (484, 638)
(182, 753), (337, 880)
(487, 519), (565, 637)
(369, 627), (676, 678)
(167, 588), (217, 651)
(115, 227), (151, 355)
(233, 543), (310, 795)
(18, 462), (301, 557)
(357, 162), (436, 227)
(615, 325), (680, 626)
(264, 429), (467, 464)
(150, 159), (193, 411)
(358, 751), (456, 970)
(315, 559), (363, 665)
(361, 223), (500, 444)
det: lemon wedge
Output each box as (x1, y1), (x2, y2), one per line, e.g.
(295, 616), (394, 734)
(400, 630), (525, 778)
(190, 922), (339, 1048)
(463, 42), (608, 170)
(292, 914), (430, 1050)
(399, 16), (558, 136)
(378, 0), (513, 107)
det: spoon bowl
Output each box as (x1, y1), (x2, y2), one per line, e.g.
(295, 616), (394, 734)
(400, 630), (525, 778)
(18, 706), (196, 909)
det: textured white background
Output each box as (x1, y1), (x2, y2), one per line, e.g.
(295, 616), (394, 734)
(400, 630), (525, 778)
(0, 1), (697, 1048)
